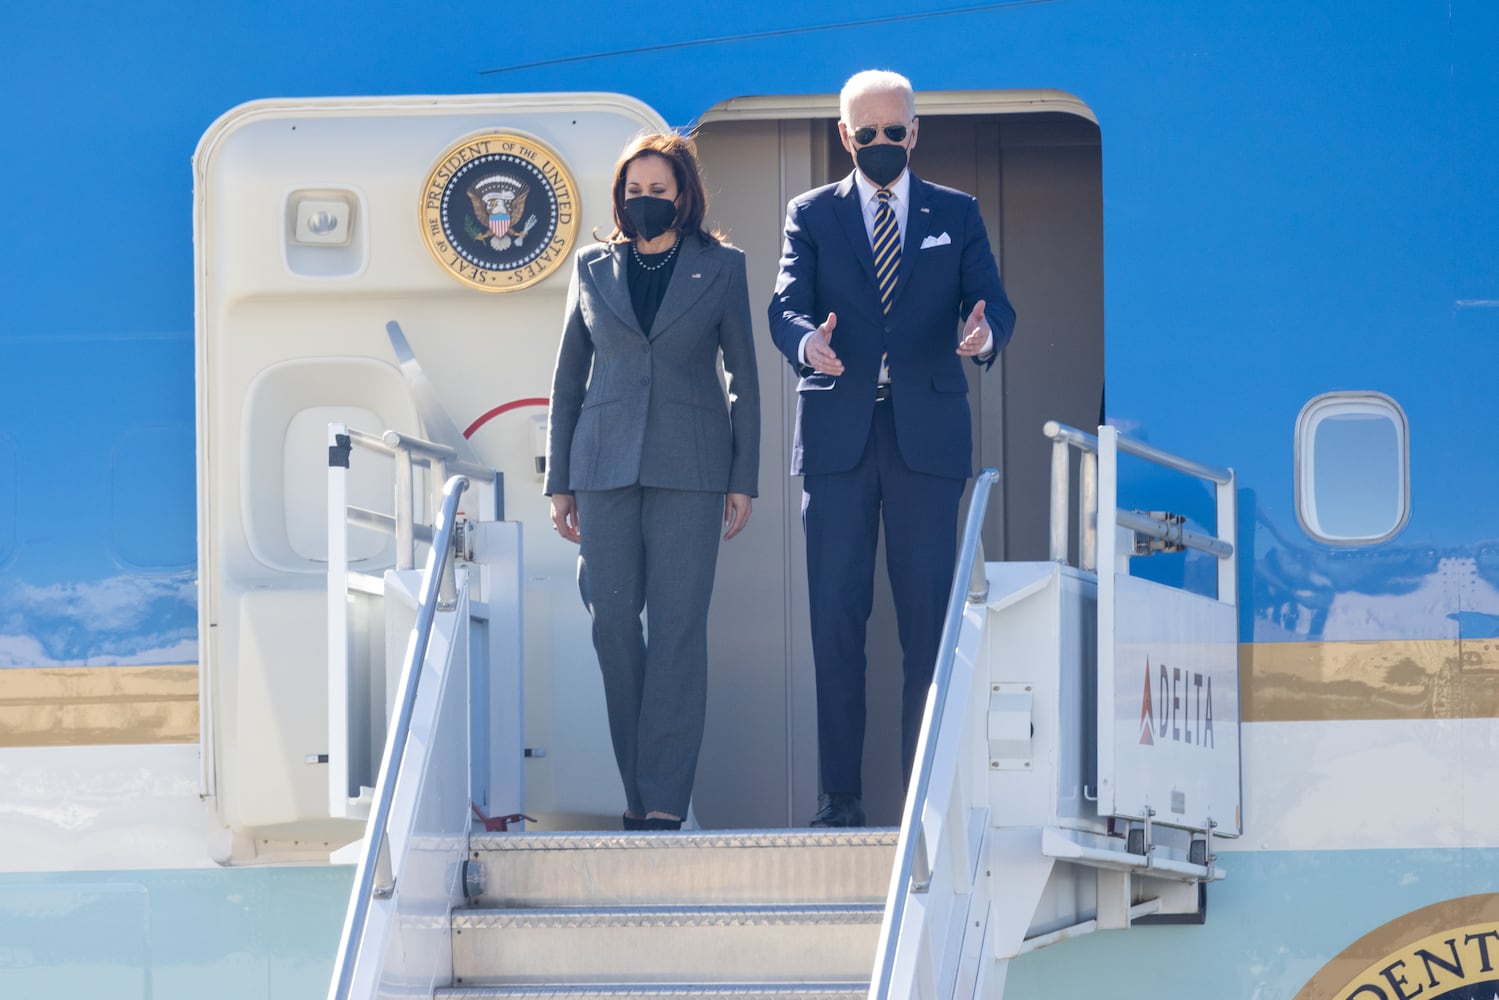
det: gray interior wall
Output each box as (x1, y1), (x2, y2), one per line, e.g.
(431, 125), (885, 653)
(692, 120), (826, 828)
(994, 116), (1105, 565)
(690, 108), (1101, 830)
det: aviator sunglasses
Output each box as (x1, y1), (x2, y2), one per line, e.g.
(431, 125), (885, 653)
(851, 123), (909, 145)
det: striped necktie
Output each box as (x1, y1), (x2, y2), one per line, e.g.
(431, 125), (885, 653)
(872, 189), (901, 313)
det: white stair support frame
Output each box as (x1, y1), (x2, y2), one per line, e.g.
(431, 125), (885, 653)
(874, 423), (1237, 998)
(332, 418), (1235, 997)
(873, 469), (1000, 1000)
(328, 422), (418, 820)
(327, 422), (510, 821)
(323, 411), (520, 1000)
(470, 519), (524, 824)
(1093, 424), (1241, 840)
(329, 421), (352, 819)
(367, 565), (471, 995)
(984, 826), (1057, 981)
(328, 475), (474, 1000)
(981, 562), (1105, 984)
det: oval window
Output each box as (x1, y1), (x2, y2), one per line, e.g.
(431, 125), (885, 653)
(1295, 392), (1409, 544)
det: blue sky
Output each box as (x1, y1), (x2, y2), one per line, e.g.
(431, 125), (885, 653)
(1, 1), (1497, 662)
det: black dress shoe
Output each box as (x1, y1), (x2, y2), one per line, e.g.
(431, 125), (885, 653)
(809, 793), (865, 828)
(622, 813), (648, 830)
(641, 816), (682, 831)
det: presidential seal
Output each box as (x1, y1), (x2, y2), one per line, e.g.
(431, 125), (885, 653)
(420, 132), (579, 292)
(1297, 894), (1499, 1000)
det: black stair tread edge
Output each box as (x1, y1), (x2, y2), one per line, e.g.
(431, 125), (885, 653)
(469, 828), (900, 851)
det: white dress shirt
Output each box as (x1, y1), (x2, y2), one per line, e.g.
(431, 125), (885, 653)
(852, 167), (911, 251)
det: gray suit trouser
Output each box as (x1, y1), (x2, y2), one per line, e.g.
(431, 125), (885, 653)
(576, 485), (723, 819)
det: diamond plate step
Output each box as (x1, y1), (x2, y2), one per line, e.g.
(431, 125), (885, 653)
(450, 902), (883, 985)
(468, 828), (899, 908)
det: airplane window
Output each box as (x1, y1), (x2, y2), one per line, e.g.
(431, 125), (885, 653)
(1295, 392), (1409, 545)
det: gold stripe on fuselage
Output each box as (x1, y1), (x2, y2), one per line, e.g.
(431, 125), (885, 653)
(3, 639), (1498, 747)
(1243, 639), (1499, 721)
(0, 665), (198, 746)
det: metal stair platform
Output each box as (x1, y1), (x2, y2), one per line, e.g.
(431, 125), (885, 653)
(438, 828), (899, 997)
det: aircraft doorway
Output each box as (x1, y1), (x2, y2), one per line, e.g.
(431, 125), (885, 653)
(692, 92), (1103, 827)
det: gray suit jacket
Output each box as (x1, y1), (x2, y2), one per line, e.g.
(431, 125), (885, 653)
(545, 234), (760, 497)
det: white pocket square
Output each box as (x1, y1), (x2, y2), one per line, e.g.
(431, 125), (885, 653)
(920, 232), (951, 249)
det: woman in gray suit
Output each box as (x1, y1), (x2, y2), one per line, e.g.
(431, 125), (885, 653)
(545, 133), (759, 831)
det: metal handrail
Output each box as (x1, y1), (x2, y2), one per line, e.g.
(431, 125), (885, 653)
(327, 474), (469, 1000)
(333, 424), (500, 571)
(1043, 420), (1231, 484)
(870, 467), (1000, 999)
(381, 429), (495, 483)
(1044, 420), (1234, 567)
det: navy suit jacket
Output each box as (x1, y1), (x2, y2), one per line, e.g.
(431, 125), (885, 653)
(768, 170), (1015, 480)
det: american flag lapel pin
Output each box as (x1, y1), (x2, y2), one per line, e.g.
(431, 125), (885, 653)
(692, 272), (702, 278)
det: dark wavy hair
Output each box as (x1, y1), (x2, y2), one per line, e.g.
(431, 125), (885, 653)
(604, 132), (722, 245)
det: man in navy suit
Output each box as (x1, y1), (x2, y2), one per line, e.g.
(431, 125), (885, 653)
(769, 70), (1016, 827)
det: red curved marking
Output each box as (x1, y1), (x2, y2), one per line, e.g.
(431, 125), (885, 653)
(464, 397), (550, 438)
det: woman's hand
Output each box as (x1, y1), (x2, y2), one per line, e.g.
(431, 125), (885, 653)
(723, 493), (752, 540)
(550, 494), (581, 544)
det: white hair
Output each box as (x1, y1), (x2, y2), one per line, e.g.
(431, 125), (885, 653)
(839, 70), (916, 123)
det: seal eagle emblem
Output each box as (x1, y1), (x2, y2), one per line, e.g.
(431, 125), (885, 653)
(420, 131), (579, 292)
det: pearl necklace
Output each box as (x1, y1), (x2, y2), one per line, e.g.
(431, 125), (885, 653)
(632, 234), (681, 271)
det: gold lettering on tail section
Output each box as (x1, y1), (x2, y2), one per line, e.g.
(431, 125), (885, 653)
(419, 131), (579, 293)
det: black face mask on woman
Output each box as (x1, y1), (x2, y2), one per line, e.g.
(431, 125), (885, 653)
(624, 195), (678, 240)
(855, 143), (908, 188)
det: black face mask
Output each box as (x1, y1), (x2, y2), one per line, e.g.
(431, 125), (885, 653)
(624, 195), (678, 240)
(855, 143), (908, 188)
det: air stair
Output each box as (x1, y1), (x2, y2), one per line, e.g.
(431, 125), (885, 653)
(441, 829), (897, 997)
(323, 414), (1240, 999)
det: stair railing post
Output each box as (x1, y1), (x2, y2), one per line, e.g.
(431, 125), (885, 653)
(326, 475), (470, 1000)
(1080, 448), (1098, 573)
(1049, 436), (1070, 564)
(394, 452), (415, 570)
(871, 468), (999, 999)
